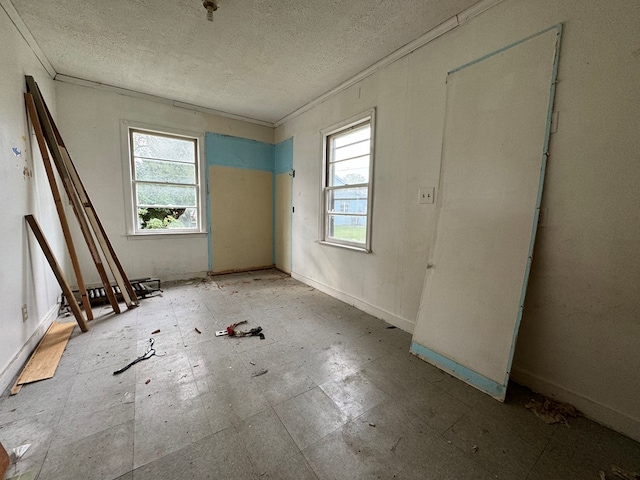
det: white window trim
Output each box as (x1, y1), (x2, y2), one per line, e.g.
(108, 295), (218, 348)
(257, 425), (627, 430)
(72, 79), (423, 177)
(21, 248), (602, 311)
(319, 108), (375, 252)
(121, 120), (206, 236)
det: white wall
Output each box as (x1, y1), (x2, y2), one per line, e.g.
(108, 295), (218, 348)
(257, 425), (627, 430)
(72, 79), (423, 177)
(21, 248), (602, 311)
(276, 0), (640, 440)
(0, 4), (62, 392)
(54, 82), (274, 284)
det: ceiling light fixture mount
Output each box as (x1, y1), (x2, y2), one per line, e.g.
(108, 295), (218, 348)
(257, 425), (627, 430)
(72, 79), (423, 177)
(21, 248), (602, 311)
(203, 0), (218, 22)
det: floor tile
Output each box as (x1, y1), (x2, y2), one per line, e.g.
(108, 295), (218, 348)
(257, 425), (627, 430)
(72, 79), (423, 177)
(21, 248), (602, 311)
(527, 415), (640, 480)
(444, 407), (549, 480)
(262, 452), (318, 480)
(69, 363), (136, 402)
(303, 426), (403, 480)
(198, 376), (270, 430)
(132, 427), (257, 480)
(0, 375), (73, 426)
(53, 394), (134, 447)
(251, 361), (316, 406)
(274, 387), (348, 451)
(297, 342), (369, 386)
(399, 377), (471, 434)
(0, 409), (60, 478)
(133, 394), (211, 469)
(39, 421), (134, 480)
(236, 407), (299, 475)
(432, 373), (488, 407)
(1, 270), (638, 480)
(319, 371), (390, 419)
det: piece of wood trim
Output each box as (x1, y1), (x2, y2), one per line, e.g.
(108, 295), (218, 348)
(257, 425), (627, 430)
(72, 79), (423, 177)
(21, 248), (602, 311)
(59, 146), (137, 308)
(208, 264), (276, 276)
(0, 440), (9, 479)
(25, 93), (93, 321)
(25, 215), (88, 332)
(25, 76), (121, 314)
(14, 321), (75, 385)
(33, 76), (138, 309)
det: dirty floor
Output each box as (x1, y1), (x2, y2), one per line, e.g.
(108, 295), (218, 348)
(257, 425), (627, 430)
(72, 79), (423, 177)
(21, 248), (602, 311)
(1, 269), (639, 479)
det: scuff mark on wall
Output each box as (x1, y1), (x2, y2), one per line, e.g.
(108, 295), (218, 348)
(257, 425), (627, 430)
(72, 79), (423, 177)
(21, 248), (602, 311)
(12, 147), (21, 156)
(22, 167), (32, 180)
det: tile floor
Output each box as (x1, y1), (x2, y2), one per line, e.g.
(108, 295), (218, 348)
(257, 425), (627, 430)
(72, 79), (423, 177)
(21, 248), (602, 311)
(1, 269), (639, 479)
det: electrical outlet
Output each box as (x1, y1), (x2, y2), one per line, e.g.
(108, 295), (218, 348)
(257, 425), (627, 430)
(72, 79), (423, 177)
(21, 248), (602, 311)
(419, 187), (435, 204)
(21, 304), (28, 322)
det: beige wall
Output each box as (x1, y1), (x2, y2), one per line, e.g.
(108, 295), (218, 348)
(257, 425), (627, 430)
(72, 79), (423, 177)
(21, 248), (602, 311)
(277, 0), (640, 440)
(209, 166), (273, 273)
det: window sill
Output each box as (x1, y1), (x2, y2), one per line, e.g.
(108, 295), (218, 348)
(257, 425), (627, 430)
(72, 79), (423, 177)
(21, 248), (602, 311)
(317, 240), (371, 253)
(126, 231), (208, 240)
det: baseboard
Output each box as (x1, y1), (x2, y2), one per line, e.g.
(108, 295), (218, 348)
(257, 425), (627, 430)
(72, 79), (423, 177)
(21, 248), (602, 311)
(160, 270), (209, 282)
(0, 303), (59, 395)
(290, 271), (415, 334)
(208, 265), (275, 276)
(511, 366), (640, 443)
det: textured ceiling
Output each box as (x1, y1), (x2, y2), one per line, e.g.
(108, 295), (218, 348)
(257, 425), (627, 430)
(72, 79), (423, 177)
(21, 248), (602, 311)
(11, 0), (482, 124)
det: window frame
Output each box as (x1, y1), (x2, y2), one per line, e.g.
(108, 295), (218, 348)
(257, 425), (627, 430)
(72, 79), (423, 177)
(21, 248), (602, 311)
(320, 109), (375, 252)
(121, 121), (206, 236)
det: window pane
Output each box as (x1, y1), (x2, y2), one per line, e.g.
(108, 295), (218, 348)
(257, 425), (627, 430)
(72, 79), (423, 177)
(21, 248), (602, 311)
(333, 125), (370, 148)
(137, 207), (198, 230)
(323, 116), (372, 247)
(328, 187), (368, 214)
(136, 183), (196, 208)
(134, 158), (195, 184)
(332, 139), (370, 162)
(132, 132), (195, 163)
(326, 215), (367, 244)
(329, 156), (369, 185)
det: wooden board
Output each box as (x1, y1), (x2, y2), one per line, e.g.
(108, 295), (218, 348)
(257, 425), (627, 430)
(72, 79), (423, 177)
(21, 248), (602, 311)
(0, 441), (9, 479)
(25, 76), (123, 314)
(25, 215), (88, 332)
(13, 321), (75, 388)
(24, 93), (93, 321)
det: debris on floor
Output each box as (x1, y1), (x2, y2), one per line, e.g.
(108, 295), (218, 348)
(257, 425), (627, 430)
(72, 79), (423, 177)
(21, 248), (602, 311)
(391, 437), (402, 451)
(113, 338), (157, 375)
(194, 327), (201, 334)
(216, 320), (265, 339)
(525, 396), (581, 426)
(251, 368), (268, 377)
(145, 379), (151, 385)
(151, 329), (161, 334)
(472, 445), (479, 453)
(10, 444), (30, 463)
(600, 465), (640, 480)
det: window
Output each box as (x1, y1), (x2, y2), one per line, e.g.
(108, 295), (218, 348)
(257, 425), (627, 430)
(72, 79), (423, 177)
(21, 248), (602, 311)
(321, 111), (374, 251)
(125, 125), (204, 234)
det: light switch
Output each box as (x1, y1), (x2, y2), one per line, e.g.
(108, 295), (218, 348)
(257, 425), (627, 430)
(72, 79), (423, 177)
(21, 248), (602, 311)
(419, 187), (435, 204)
